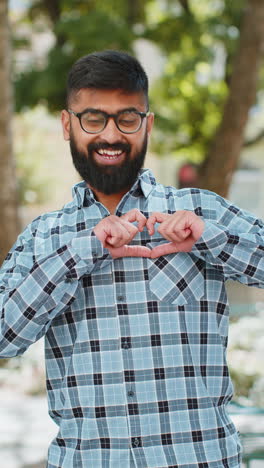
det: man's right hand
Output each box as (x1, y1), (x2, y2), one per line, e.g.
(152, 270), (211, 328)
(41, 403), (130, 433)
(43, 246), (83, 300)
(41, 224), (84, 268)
(93, 209), (152, 258)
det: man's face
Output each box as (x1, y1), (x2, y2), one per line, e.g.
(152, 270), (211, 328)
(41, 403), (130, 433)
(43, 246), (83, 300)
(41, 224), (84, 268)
(61, 89), (154, 195)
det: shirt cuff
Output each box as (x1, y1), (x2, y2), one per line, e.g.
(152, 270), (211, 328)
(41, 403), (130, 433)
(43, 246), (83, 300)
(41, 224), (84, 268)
(65, 229), (111, 279)
(192, 220), (229, 257)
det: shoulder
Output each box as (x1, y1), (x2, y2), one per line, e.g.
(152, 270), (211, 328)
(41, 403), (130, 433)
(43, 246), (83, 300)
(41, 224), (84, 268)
(17, 198), (79, 246)
(151, 183), (220, 217)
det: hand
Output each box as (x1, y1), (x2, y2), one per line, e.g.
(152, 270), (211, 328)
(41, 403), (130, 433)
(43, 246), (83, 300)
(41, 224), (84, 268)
(93, 209), (151, 258)
(146, 211), (204, 258)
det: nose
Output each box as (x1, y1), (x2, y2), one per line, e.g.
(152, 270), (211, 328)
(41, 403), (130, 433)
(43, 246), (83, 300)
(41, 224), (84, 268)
(100, 117), (123, 142)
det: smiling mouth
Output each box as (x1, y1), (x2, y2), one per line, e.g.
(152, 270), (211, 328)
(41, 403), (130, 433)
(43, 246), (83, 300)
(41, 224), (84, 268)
(96, 148), (124, 161)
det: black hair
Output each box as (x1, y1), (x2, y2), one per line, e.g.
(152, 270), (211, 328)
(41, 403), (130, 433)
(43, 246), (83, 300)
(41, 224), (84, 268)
(66, 50), (149, 107)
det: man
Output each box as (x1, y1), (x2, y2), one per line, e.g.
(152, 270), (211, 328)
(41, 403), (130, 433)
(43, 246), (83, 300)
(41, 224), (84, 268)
(0, 50), (263, 468)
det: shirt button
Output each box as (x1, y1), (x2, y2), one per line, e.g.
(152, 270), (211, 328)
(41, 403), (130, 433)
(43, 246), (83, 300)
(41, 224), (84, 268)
(122, 340), (130, 349)
(92, 251), (98, 258)
(65, 276), (75, 283)
(117, 295), (125, 301)
(127, 390), (134, 397)
(132, 437), (140, 448)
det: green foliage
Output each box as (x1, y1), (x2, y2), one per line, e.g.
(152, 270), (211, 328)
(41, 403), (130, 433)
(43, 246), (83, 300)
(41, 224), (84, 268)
(14, 1), (138, 112)
(149, 58), (227, 159)
(56, 11), (133, 52)
(229, 369), (257, 400)
(12, 0), (260, 162)
(145, 0), (245, 159)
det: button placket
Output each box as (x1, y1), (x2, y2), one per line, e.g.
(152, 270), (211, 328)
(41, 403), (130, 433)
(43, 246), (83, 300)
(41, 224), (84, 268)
(114, 271), (126, 303)
(122, 339), (134, 398)
(114, 270), (138, 429)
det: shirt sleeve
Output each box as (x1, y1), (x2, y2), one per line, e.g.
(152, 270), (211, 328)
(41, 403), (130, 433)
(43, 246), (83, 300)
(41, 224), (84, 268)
(191, 193), (264, 286)
(0, 223), (111, 358)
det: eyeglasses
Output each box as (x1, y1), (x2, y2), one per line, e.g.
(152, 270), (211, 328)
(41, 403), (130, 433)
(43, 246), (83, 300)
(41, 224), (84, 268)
(68, 108), (150, 134)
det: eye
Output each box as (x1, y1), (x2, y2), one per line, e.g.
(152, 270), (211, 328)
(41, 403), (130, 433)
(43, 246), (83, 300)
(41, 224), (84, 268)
(118, 112), (139, 127)
(82, 112), (105, 128)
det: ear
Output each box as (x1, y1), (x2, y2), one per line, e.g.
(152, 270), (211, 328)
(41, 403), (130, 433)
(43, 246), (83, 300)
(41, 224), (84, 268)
(61, 110), (71, 140)
(147, 112), (154, 136)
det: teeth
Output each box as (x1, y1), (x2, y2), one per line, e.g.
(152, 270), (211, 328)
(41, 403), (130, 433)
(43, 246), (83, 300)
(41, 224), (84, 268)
(98, 149), (122, 156)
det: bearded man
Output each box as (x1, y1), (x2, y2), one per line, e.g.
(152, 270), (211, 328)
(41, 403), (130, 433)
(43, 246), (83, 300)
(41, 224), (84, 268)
(1, 50), (264, 468)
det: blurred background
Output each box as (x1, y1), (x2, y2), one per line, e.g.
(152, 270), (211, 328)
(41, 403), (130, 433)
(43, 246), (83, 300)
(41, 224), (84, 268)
(0, 0), (264, 466)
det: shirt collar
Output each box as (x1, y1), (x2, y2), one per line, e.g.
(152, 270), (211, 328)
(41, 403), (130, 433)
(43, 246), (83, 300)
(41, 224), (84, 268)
(72, 169), (157, 209)
(138, 169), (157, 198)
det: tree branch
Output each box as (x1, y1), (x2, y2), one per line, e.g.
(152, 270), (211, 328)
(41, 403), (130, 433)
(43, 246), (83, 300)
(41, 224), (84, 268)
(244, 128), (264, 146)
(43, 0), (61, 25)
(42, 0), (66, 47)
(178, 0), (192, 15)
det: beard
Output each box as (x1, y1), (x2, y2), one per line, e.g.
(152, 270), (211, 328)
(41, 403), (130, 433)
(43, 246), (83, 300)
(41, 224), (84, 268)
(69, 131), (148, 195)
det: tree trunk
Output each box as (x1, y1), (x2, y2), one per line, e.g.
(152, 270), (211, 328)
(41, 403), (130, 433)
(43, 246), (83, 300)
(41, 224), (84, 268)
(126, 0), (144, 25)
(42, 0), (66, 47)
(197, 0), (264, 197)
(0, 0), (19, 265)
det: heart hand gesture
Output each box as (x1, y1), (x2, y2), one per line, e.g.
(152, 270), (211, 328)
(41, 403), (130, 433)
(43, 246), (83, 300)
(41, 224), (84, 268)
(93, 209), (204, 259)
(93, 209), (151, 258)
(146, 211), (204, 258)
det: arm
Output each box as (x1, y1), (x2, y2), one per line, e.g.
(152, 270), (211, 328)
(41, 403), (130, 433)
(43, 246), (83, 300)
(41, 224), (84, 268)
(192, 202), (264, 286)
(0, 223), (111, 358)
(0, 209), (151, 358)
(147, 197), (264, 287)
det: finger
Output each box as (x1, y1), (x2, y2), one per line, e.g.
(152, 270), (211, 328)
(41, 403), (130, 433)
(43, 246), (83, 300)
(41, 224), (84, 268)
(150, 237), (196, 257)
(150, 242), (179, 258)
(121, 245), (152, 257)
(166, 211), (204, 242)
(93, 216), (121, 245)
(109, 245), (152, 259)
(121, 209), (147, 232)
(119, 219), (139, 241)
(146, 212), (169, 235)
(103, 225), (124, 247)
(158, 224), (192, 242)
(106, 221), (138, 247)
(190, 218), (205, 241)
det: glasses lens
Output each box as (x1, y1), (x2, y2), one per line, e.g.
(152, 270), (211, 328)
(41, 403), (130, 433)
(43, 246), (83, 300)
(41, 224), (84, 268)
(117, 111), (142, 133)
(81, 111), (106, 133)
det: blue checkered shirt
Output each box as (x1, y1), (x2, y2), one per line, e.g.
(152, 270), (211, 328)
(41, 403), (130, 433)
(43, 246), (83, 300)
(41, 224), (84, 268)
(1, 169), (264, 468)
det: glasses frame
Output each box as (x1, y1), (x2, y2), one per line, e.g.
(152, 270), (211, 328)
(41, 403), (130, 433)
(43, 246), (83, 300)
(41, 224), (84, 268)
(68, 108), (150, 134)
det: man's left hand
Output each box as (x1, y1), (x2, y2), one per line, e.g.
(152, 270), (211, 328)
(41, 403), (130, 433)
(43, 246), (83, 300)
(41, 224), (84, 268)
(146, 211), (204, 258)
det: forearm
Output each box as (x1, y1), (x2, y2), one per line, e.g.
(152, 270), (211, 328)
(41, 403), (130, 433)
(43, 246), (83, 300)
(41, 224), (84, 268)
(0, 230), (110, 357)
(192, 220), (264, 285)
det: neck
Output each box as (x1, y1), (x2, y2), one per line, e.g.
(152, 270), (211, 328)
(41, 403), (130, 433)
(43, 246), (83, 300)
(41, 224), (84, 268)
(89, 186), (129, 215)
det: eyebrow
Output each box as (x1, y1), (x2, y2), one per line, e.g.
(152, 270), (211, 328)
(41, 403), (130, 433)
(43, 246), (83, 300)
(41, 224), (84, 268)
(78, 107), (142, 114)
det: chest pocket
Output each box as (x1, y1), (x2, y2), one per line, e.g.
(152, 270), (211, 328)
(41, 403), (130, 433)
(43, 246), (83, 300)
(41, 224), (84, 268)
(147, 251), (205, 306)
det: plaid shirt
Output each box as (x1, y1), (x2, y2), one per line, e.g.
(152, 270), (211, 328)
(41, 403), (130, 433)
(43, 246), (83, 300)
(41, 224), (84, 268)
(1, 169), (264, 468)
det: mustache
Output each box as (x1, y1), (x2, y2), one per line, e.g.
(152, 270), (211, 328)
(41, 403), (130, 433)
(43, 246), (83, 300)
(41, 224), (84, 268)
(88, 141), (131, 154)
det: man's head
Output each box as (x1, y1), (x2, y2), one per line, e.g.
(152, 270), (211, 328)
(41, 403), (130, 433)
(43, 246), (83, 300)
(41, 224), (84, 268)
(66, 49), (149, 109)
(61, 50), (154, 196)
